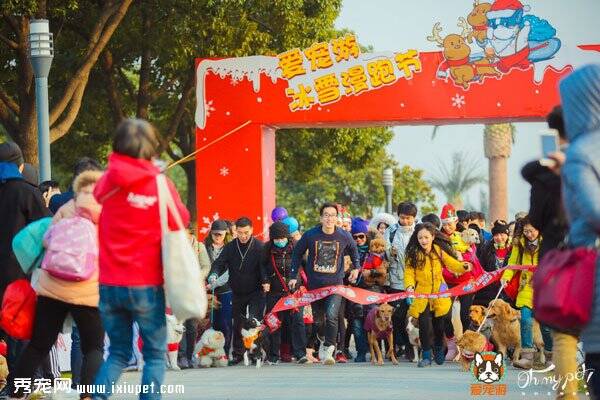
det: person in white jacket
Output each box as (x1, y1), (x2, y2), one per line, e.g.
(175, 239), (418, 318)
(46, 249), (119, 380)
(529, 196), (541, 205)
(384, 201), (417, 360)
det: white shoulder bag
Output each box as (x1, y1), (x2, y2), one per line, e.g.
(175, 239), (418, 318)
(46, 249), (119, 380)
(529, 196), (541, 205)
(157, 174), (207, 320)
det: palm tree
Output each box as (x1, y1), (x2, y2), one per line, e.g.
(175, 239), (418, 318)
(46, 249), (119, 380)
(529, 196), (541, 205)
(484, 123), (515, 223)
(429, 151), (487, 209)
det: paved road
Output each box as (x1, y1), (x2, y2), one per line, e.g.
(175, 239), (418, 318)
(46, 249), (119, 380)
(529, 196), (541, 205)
(51, 360), (590, 400)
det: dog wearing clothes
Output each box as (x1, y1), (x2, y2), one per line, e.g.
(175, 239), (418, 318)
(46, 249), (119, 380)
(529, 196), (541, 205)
(364, 303), (399, 365)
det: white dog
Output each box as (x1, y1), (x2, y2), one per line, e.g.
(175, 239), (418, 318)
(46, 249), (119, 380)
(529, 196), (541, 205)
(166, 314), (185, 370)
(194, 329), (228, 368)
(406, 316), (420, 363)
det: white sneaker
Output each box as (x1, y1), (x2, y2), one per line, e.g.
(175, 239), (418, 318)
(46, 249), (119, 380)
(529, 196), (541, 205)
(318, 338), (325, 361)
(323, 345), (336, 365)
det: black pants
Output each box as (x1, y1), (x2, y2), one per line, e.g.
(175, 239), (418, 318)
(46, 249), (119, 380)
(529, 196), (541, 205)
(178, 318), (199, 362)
(387, 288), (410, 348)
(9, 296), (104, 398)
(418, 304), (448, 352)
(459, 294), (475, 333)
(232, 291), (264, 359)
(336, 298), (347, 352)
(266, 293), (306, 360)
(587, 353), (600, 400)
(312, 294), (342, 347)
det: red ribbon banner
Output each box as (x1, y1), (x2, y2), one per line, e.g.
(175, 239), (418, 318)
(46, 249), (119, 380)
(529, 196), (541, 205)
(263, 265), (534, 332)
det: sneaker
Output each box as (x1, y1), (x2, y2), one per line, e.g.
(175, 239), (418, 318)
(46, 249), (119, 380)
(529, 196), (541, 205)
(266, 358), (280, 365)
(354, 354), (367, 363)
(296, 356), (310, 364)
(335, 351), (348, 363)
(318, 338), (325, 361)
(178, 358), (191, 369)
(323, 345), (336, 365)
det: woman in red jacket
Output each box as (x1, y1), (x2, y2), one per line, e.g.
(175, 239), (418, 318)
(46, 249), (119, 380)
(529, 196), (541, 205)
(93, 119), (189, 400)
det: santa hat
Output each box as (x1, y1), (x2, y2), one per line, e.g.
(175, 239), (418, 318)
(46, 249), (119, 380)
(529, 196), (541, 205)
(487, 0), (530, 20)
(440, 203), (458, 225)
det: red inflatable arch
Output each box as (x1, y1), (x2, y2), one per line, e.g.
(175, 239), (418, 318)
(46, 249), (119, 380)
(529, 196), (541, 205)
(194, 28), (599, 237)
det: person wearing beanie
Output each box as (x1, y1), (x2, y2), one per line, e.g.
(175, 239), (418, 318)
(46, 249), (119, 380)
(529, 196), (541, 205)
(261, 222), (308, 364)
(282, 216), (301, 242)
(560, 64), (600, 398)
(0, 142), (50, 372)
(474, 220), (512, 308)
(205, 219), (234, 361)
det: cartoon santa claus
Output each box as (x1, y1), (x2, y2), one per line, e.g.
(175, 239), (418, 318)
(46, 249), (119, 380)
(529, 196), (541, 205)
(485, 0), (532, 73)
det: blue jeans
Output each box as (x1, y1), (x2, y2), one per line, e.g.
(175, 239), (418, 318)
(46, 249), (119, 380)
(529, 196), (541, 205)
(311, 294), (343, 347)
(352, 318), (368, 357)
(521, 307), (534, 348)
(521, 307), (554, 351)
(213, 291), (233, 357)
(93, 285), (166, 400)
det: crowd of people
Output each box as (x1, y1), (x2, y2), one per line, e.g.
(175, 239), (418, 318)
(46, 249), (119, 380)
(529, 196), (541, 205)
(0, 64), (598, 400)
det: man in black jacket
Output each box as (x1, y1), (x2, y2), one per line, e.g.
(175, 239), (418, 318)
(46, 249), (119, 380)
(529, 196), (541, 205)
(210, 217), (264, 365)
(0, 142), (51, 371)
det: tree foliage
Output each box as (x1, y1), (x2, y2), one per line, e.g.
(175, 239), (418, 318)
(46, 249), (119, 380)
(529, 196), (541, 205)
(3, 0), (438, 226)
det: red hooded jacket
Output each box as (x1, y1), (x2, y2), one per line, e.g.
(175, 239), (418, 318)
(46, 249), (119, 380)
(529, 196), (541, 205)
(94, 153), (190, 286)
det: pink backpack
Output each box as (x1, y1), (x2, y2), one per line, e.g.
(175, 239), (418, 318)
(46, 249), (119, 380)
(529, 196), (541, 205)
(41, 216), (98, 281)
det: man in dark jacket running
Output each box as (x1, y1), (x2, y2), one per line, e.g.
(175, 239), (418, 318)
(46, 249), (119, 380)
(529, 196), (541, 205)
(211, 217), (265, 365)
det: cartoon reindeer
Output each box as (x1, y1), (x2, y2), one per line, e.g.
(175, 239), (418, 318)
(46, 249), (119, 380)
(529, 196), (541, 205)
(467, 1), (492, 44)
(428, 18), (499, 89)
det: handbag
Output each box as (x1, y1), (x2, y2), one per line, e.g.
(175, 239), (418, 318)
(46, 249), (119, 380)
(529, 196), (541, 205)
(533, 245), (597, 332)
(157, 174), (207, 321)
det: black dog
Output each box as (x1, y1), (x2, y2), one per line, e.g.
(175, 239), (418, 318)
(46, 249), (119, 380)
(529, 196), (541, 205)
(241, 318), (268, 368)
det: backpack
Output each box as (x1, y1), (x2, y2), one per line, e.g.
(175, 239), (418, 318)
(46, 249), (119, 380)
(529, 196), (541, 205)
(12, 217), (53, 274)
(41, 216), (98, 282)
(0, 279), (36, 340)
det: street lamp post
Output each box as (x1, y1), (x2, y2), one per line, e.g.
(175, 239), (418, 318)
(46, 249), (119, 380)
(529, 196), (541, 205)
(382, 167), (394, 214)
(29, 19), (54, 182)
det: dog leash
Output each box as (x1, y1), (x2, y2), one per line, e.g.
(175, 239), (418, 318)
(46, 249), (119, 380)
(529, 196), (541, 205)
(210, 287), (215, 325)
(476, 283), (505, 334)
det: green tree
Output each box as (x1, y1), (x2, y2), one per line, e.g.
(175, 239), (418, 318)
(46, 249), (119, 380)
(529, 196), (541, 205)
(429, 151), (486, 209)
(0, 0), (134, 163)
(276, 127), (437, 227)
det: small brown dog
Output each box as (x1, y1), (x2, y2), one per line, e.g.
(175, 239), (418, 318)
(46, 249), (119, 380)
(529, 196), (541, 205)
(0, 355), (7, 390)
(469, 305), (487, 326)
(456, 330), (488, 371)
(487, 299), (545, 364)
(364, 303), (398, 365)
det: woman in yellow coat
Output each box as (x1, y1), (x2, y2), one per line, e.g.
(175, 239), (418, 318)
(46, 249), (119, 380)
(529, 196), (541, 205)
(501, 217), (552, 369)
(404, 223), (472, 367)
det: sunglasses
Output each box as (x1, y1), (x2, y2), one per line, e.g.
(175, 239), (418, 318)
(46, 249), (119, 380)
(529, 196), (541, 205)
(353, 234), (366, 240)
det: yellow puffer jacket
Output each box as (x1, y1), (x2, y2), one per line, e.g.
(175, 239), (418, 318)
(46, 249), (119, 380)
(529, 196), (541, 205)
(405, 244), (468, 318)
(501, 237), (542, 309)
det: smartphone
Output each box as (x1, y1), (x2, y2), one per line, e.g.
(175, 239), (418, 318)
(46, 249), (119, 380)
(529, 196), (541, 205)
(541, 130), (558, 158)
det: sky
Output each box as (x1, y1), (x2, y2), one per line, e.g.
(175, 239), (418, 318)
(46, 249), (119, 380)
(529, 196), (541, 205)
(334, 0), (600, 218)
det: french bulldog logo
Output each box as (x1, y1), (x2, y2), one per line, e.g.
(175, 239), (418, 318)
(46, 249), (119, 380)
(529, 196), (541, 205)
(473, 352), (505, 384)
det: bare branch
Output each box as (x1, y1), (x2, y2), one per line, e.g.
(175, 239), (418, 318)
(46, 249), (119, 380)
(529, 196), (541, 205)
(49, 0), (133, 125)
(0, 33), (18, 49)
(160, 66), (196, 151)
(0, 88), (20, 114)
(49, 79), (86, 142)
